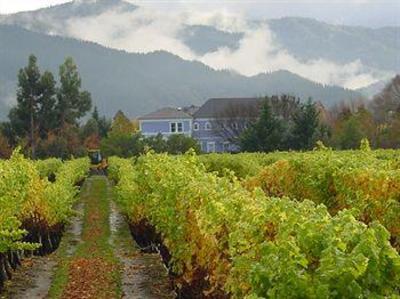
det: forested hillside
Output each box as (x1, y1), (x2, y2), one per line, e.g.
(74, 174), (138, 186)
(0, 25), (361, 120)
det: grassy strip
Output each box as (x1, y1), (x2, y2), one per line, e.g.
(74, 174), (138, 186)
(48, 176), (121, 299)
(47, 231), (74, 299)
(47, 182), (90, 299)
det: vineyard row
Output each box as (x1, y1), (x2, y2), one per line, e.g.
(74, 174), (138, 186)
(109, 152), (400, 298)
(0, 151), (89, 290)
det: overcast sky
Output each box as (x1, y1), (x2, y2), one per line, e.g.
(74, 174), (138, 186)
(0, 0), (399, 27)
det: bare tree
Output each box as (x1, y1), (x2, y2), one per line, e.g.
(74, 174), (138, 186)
(212, 95), (303, 146)
(213, 101), (261, 146)
(329, 97), (368, 126)
(268, 94), (301, 121)
(370, 75), (400, 123)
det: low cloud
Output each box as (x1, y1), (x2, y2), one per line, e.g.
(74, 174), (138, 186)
(60, 5), (387, 89)
(200, 28), (380, 89)
(66, 8), (195, 58)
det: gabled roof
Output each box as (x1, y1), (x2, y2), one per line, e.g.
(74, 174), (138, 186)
(138, 107), (192, 120)
(193, 98), (263, 118)
(183, 105), (200, 116)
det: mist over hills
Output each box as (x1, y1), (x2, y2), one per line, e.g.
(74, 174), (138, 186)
(1, 0), (397, 79)
(183, 18), (399, 75)
(0, 24), (362, 120)
(2, 0), (398, 73)
(267, 18), (399, 74)
(0, 0), (137, 22)
(0, 0), (397, 120)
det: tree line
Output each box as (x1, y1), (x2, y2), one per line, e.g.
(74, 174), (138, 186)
(239, 97), (323, 152)
(0, 55), (93, 159)
(226, 75), (400, 153)
(0, 55), (199, 158)
(0, 55), (399, 158)
(328, 75), (400, 149)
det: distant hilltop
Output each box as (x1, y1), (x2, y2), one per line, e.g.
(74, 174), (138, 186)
(0, 0), (398, 119)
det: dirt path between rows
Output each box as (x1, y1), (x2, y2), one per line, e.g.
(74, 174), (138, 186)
(109, 190), (174, 298)
(61, 176), (173, 299)
(61, 176), (119, 299)
(1, 176), (174, 299)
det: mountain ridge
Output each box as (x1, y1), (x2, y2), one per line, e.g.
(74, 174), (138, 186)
(1, 1), (398, 79)
(0, 24), (361, 120)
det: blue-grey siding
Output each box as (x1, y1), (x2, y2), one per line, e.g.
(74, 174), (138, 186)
(140, 118), (235, 152)
(140, 120), (191, 137)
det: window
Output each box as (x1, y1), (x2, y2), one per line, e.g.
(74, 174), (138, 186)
(193, 122), (199, 131)
(201, 141), (207, 152)
(207, 142), (216, 153)
(170, 122), (183, 133)
(170, 122), (176, 133)
(205, 122), (212, 131)
(223, 142), (230, 152)
(177, 122), (183, 132)
(232, 122), (239, 130)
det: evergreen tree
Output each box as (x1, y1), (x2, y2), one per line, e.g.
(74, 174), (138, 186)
(9, 55), (56, 158)
(290, 99), (320, 150)
(92, 106), (100, 122)
(92, 106), (111, 138)
(240, 101), (283, 152)
(56, 57), (92, 127)
(81, 118), (99, 140)
(37, 71), (58, 138)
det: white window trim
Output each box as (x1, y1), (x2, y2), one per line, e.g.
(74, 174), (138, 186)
(207, 141), (216, 153)
(201, 141), (207, 152)
(193, 122), (199, 131)
(177, 122), (183, 133)
(205, 121), (212, 131)
(170, 122), (176, 133)
(170, 121), (184, 133)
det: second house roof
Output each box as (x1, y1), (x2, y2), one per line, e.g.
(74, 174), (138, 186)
(193, 97), (262, 118)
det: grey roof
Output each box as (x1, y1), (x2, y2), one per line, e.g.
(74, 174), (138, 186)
(183, 105), (200, 116)
(138, 107), (192, 120)
(193, 98), (263, 118)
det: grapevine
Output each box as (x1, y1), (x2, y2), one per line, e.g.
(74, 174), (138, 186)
(0, 150), (89, 290)
(110, 152), (400, 298)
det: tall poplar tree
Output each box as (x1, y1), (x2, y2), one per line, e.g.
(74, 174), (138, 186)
(56, 57), (92, 127)
(9, 55), (56, 158)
